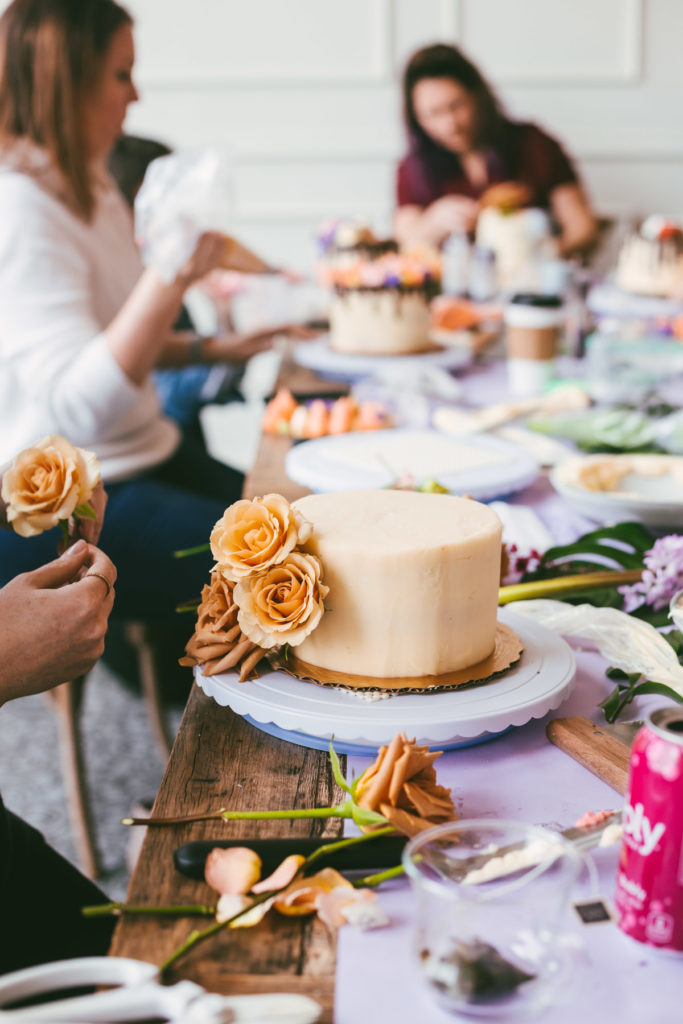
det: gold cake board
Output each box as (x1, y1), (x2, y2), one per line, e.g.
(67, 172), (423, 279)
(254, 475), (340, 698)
(277, 622), (524, 696)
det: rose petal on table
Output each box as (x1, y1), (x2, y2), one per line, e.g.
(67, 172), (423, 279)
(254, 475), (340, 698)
(215, 893), (253, 923)
(252, 854), (305, 894)
(274, 867), (352, 916)
(205, 846), (263, 895)
(317, 887), (390, 931)
(230, 895), (278, 928)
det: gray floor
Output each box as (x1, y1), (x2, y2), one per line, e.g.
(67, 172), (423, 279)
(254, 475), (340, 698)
(0, 654), (183, 902)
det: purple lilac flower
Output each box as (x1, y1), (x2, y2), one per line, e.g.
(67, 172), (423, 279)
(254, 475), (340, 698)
(619, 534), (683, 613)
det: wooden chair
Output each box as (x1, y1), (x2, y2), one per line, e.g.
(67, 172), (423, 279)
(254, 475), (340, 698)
(45, 622), (174, 878)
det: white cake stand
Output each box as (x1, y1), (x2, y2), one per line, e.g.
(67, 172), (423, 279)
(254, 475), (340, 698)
(292, 335), (471, 382)
(195, 610), (575, 754)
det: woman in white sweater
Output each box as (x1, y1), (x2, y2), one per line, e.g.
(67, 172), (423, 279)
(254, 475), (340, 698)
(0, 0), (257, 629)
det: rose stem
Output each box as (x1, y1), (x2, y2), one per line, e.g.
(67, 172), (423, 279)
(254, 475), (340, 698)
(353, 864), (405, 888)
(304, 825), (396, 869)
(158, 827), (397, 974)
(122, 805), (353, 827)
(499, 568), (642, 605)
(173, 542), (211, 558)
(82, 902), (215, 918)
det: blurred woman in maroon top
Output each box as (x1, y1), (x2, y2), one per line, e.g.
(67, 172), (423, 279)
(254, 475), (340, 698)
(394, 44), (596, 255)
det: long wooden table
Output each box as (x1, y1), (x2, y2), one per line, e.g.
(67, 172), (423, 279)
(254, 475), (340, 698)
(109, 351), (348, 1022)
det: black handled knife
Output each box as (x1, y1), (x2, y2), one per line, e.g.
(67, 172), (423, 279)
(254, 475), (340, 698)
(174, 835), (407, 880)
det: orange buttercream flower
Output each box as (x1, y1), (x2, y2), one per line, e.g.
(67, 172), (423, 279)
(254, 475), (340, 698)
(179, 572), (267, 681)
(354, 733), (457, 837)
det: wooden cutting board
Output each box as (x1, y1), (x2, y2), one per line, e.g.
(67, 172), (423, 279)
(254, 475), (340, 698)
(546, 716), (633, 795)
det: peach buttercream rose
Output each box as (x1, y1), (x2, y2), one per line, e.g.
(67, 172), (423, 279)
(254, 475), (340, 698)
(355, 732), (457, 837)
(210, 494), (312, 581)
(234, 551), (328, 649)
(179, 572), (267, 681)
(1, 435), (100, 538)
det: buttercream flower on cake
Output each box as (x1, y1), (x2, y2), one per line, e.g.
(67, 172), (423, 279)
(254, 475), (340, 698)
(180, 572), (268, 681)
(355, 732), (457, 837)
(210, 493), (312, 581)
(234, 551), (328, 649)
(183, 494), (327, 681)
(1, 434), (100, 538)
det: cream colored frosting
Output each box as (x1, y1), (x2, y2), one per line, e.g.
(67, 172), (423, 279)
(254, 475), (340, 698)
(329, 290), (432, 355)
(556, 454), (683, 501)
(476, 207), (552, 287)
(293, 490), (502, 678)
(616, 236), (683, 297)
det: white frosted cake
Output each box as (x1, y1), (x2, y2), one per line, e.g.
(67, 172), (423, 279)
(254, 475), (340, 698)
(475, 182), (552, 289)
(318, 225), (441, 356)
(329, 289), (433, 355)
(616, 216), (683, 298)
(292, 490), (502, 681)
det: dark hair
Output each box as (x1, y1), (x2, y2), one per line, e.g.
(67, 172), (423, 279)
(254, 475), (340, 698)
(402, 43), (506, 167)
(109, 134), (171, 207)
(0, 0), (133, 219)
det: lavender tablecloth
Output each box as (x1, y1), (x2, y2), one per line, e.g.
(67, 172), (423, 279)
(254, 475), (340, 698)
(335, 360), (680, 1023)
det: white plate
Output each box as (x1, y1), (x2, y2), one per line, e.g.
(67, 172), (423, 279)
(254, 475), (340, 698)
(293, 334), (471, 382)
(195, 610), (576, 753)
(285, 428), (539, 499)
(550, 461), (683, 528)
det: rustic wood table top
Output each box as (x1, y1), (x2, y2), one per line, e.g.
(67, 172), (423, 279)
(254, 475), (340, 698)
(109, 346), (348, 1022)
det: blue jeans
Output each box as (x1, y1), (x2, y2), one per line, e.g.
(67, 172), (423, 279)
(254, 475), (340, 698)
(155, 364), (243, 434)
(0, 440), (243, 622)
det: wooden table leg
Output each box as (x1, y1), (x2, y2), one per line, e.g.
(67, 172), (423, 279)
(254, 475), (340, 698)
(46, 677), (101, 879)
(124, 622), (174, 761)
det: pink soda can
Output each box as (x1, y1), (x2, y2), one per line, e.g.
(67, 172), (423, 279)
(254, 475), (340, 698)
(615, 707), (683, 951)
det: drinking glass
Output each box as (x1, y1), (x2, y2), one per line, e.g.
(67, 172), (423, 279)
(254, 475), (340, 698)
(403, 819), (582, 1018)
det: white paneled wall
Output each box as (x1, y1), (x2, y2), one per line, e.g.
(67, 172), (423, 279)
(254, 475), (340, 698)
(5, 0), (683, 269)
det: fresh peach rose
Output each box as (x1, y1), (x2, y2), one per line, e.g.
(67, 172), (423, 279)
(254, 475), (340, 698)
(234, 551), (328, 649)
(1, 435), (100, 538)
(354, 732), (457, 837)
(210, 493), (312, 581)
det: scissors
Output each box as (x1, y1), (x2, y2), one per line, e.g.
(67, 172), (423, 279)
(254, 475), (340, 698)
(0, 956), (322, 1023)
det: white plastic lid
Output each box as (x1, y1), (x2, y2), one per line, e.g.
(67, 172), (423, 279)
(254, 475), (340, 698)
(504, 303), (565, 328)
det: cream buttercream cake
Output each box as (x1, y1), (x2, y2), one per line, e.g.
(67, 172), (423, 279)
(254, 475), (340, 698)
(292, 489), (502, 680)
(329, 288), (433, 356)
(317, 224), (441, 356)
(615, 216), (683, 298)
(475, 182), (553, 290)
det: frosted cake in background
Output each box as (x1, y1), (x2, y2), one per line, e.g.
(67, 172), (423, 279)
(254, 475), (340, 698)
(317, 220), (441, 355)
(616, 216), (683, 298)
(475, 182), (553, 290)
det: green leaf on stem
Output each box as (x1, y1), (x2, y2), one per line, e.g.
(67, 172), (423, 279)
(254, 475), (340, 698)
(600, 666), (683, 723)
(524, 522), (654, 582)
(73, 502), (97, 521)
(349, 769), (366, 798)
(350, 803), (389, 828)
(328, 738), (351, 795)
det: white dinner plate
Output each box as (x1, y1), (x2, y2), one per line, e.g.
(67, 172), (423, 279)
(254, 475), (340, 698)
(293, 334), (471, 382)
(285, 428), (539, 499)
(550, 457), (683, 528)
(195, 610), (576, 754)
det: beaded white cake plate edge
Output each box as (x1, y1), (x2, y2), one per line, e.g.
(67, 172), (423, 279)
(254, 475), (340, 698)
(195, 610), (576, 753)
